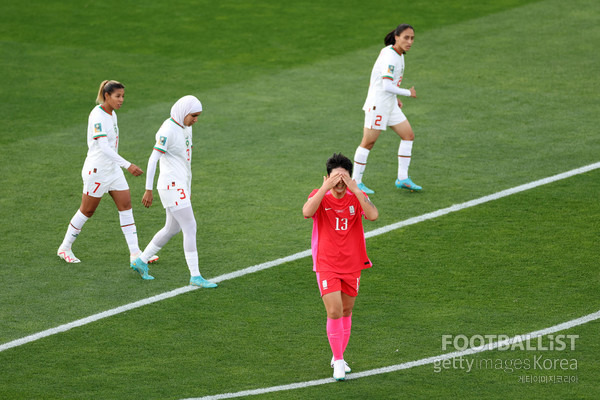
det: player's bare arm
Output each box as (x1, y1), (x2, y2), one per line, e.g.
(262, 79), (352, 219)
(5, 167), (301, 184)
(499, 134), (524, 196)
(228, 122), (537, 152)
(358, 193), (378, 221)
(342, 175), (378, 221)
(361, 194), (378, 220)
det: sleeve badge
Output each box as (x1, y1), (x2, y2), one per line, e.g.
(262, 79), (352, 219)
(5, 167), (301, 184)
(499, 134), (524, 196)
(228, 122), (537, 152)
(94, 123), (102, 133)
(159, 136), (167, 146)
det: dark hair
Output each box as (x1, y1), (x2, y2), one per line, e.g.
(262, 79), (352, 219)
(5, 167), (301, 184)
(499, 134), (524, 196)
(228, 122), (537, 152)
(326, 153), (353, 176)
(384, 24), (415, 46)
(96, 80), (125, 104)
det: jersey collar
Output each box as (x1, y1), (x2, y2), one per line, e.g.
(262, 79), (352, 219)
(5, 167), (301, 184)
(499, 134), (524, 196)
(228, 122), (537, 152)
(170, 117), (185, 128)
(99, 105), (113, 115)
(390, 45), (404, 56)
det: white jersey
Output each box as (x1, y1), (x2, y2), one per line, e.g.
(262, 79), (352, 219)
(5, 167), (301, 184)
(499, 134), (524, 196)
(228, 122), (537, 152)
(153, 118), (193, 190)
(83, 105), (121, 175)
(363, 45), (406, 114)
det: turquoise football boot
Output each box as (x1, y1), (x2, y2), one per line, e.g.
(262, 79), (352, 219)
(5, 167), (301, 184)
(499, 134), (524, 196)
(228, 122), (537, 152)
(130, 257), (154, 280)
(189, 275), (217, 288)
(395, 177), (422, 191)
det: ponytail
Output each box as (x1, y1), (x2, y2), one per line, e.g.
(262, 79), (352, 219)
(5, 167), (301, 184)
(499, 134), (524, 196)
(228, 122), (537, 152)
(96, 80), (125, 104)
(384, 24), (415, 46)
(384, 30), (396, 46)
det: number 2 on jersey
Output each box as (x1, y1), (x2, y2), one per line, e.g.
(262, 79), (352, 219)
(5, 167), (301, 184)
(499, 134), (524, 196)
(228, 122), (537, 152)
(374, 115), (382, 127)
(335, 217), (348, 231)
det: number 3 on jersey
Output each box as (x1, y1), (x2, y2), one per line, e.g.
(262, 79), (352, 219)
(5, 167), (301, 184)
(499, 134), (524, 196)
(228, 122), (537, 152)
(335, 217), (348, 231)
(177, 188), (187, 199)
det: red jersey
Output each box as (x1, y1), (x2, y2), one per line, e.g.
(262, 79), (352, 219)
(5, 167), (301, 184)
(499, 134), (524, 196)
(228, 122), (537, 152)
(307, 189), (372, 273)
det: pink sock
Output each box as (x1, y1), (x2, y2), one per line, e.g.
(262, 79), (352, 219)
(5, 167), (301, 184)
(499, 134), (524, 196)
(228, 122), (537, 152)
(327, 317), (344, 361)
(342, 314), (352, 353)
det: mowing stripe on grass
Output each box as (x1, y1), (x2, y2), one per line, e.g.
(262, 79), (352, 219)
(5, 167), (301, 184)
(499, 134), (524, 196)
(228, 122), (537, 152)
(365, 161), (600, 239)
(182, 309), (600, 400)
(0, 161), (598, 353)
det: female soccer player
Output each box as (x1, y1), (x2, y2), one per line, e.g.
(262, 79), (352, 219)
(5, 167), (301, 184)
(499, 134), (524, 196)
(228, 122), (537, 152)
(130, 95), (217, 288)
(303, 153), (378, 381)
(57, 80), (152, 265)
(352, 23), (422, 194)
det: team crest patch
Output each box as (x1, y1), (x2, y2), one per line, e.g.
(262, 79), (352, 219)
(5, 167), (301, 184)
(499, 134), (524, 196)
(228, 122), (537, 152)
(94, 123), (102, 133)
(387, 64), (395, 74)
(159, 136), (167, 146)
(349, 205), (355, 215)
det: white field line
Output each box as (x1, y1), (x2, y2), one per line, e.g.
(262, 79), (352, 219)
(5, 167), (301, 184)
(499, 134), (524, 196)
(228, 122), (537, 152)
(182, 309), (600, 400)
(1, 161), (599, 354)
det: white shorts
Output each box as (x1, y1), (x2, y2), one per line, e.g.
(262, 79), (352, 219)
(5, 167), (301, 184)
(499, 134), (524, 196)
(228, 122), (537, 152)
(158, 185), (192, 210)
(364, 102), (407, 130)
(82, 167), (129, 197)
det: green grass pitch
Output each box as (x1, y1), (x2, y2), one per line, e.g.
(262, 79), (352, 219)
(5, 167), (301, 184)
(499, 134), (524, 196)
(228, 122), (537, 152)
(0, 0), (599, 398)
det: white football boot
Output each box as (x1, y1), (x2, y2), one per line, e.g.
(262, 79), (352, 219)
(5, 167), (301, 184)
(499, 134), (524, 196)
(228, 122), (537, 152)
(331, 356), (351, 373)
(332, 359), (346, 381)
(57, 247), (81, 263)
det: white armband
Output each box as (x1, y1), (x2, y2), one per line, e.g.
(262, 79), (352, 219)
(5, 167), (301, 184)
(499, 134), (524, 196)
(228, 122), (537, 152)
(96, 136), (131, 169)
(383, 79), (412, 97)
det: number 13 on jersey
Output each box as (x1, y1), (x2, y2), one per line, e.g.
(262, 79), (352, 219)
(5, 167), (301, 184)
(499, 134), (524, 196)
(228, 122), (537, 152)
(335, 217), (348, 231)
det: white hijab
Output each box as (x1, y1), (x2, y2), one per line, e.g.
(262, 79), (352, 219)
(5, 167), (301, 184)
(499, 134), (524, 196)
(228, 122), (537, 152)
(170, 95), (202, 127)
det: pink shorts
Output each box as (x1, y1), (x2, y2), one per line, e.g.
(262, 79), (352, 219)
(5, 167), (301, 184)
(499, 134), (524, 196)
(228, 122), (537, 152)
(315, 270), (361, 297)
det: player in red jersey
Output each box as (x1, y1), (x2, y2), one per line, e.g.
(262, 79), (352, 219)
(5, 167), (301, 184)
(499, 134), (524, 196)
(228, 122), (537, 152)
(303, 153), (378, 381)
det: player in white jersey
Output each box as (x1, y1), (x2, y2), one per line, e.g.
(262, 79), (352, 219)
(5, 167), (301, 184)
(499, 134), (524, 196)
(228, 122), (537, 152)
(130, 95), (217, 288)
(352, 24), (422, 194)
(58, 80), (155, 266)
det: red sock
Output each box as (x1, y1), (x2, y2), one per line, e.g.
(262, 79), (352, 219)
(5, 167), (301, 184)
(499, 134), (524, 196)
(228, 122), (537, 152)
(342, 314), (352, 353)
(327, 317), (344, 361)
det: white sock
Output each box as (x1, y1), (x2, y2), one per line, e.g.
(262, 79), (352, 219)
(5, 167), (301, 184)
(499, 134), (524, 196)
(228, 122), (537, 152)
(185, 251), (200, 277)
(61, 210), (89, 249)
(140, 242), (162, 264)
(119, 209), (140, 254)
(398, 140), (413, 180)
(353, 146), (370, 184)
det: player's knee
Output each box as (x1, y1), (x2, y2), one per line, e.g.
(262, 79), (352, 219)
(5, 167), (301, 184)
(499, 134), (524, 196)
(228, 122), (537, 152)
(182, 222), (196, 237)
(360, 140), (376, 150)
(80, 208), (95, 218)
(117, 202), (132, 211)
(400, 129), (415, 141)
